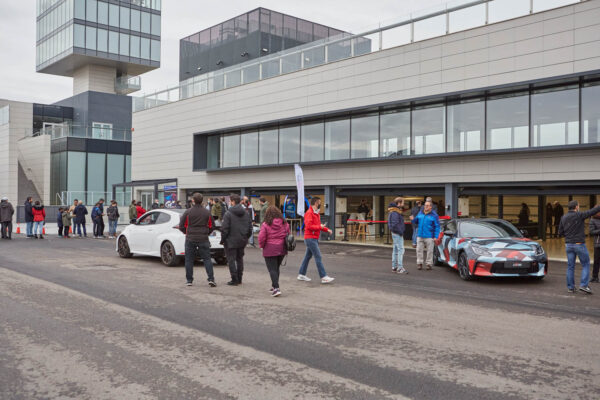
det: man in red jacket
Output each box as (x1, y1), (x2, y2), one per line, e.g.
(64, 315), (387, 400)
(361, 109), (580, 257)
(297, 197), (335, 284)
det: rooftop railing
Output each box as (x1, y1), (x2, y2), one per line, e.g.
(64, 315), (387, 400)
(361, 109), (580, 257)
(132, 0), (585, 113)
(21, 124), (132, 142)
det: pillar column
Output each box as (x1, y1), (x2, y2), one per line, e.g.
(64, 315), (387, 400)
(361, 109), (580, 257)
(444, 183), (458, 219)
(324, 186), (336, 240)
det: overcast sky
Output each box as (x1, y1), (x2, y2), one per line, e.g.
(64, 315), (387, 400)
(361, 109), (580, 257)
(0, 0), (448, 104)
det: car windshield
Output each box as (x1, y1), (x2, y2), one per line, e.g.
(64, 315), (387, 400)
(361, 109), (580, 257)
(458, 220), (522, 238)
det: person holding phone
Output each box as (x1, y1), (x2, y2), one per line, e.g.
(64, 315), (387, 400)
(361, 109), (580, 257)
(297, 197), (335, 284)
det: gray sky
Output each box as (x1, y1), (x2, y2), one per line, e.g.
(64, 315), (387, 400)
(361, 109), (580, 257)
(0, 0), (447, 104)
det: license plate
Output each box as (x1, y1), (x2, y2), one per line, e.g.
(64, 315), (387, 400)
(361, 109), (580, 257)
(509, 261), (527, 268)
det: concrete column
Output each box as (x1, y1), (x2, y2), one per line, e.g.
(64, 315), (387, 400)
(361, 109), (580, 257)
(324, 186), (336, 240)
(444, 183), (458, 219)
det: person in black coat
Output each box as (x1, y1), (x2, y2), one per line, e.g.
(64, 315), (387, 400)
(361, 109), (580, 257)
(221, 194), (253, 286)
(590, 207), (600, 283)
(74, 201), (88, 237)
(553, 201), (564, 238)
(24, 197), (34, 237)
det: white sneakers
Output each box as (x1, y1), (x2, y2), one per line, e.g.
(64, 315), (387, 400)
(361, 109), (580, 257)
(297, 274), (335, 284)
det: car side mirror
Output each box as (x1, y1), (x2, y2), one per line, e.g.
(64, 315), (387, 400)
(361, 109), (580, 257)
(520, 229), (529, 237)
(443, 230), (455, 236)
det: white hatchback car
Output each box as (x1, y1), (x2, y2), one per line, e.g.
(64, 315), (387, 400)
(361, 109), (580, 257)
(116, 209), (226, 266)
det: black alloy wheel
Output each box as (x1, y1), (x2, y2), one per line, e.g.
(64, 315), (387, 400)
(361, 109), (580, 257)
(118, 236), (133, 258)
(161, 241), (180, 266)
(433, 245), (444, 266)
(458, 252), (473, 281)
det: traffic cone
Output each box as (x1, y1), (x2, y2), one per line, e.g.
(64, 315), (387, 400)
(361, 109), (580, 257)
(69, 226), (73, 234)
(16, 224), (20, 234)
(43, 227), (46, 235)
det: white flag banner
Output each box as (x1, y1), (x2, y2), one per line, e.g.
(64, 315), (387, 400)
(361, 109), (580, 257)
(294, 164), (305, 216)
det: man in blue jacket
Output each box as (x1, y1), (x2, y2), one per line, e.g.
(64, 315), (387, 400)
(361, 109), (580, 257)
(24, 197), (34, 238)
(414, 200), (440, 270)
(388, 197), (407, 274)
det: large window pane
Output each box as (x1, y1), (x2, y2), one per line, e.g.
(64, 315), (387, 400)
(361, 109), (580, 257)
(279, 125), (300, 163)
(221, 134), (240, 168)
(301, 122), (324, 162)
(98, 28), (108, 52)
(87, 0), (97, 22)
(532, 87), (579, 147)
(351, 114), (379, 159)
(98, 1), (108, 25)
(151, 14), (160, 36)
(107, 154), (125, 198)
(87, 153), (106, 196)
(119, 33), (129, 56)
(141, 11), (151, 34)
(259, 129), (278, 165)
(130, 9), (140, 31)
(74, 23), (85, 48)
(447, 100), (485, 152)
(380, 110), (410, 157)
(109, 4), (119, 27)
(207, 135), (220, 169)
(140, 37), (150, 59)
(130, 35), (140, 58)
(240, 131), (258, 166)
(85, 26), (97, 50)
(67, 152), (86, 193)
(486, 94), (529, 150)
(151, 39), (160, 61)
(325, 119), (350, 160)
(120, 6), (130, 29)
(583, 84), (600, 144)
(109, 30), (119, 54)
(413, 105), (445, 154)
(74, 0), (85, 19)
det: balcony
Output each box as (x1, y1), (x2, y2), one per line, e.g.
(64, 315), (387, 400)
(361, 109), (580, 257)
(115, 75), (142, 95)
(27, 124), (132, 142)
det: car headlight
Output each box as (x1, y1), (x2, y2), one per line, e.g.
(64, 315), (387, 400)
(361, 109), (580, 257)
(535, 245), (545, 256)
(471, 245), (492, 257)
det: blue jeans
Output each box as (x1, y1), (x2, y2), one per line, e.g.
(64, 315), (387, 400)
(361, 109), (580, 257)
(108, 220), (118, 236)
(75, 223), (86, 236)
(566, 243), (591, 289)
(299, 238), (327, 278)
(33, 221), (43, 235)
(26, 222), (33, 236)
(411, 222), (417, 246)
(184, 240), (214, 283)
(392, 233), (405, 269)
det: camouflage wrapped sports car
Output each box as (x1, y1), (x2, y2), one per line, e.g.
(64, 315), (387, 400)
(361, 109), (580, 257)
(434, 218), (548, 281)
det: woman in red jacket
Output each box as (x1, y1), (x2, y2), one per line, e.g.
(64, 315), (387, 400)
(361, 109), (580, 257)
(297, 197), (334, 284)
(136, 202), (146, 219)
(32, 200), (46, 239)
(259, 206), (290, 297)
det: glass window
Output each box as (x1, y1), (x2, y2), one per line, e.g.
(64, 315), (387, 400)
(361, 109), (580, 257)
(283, 15), (297, 40)
(140, 11), (150, 33)
(130, 9), (140, 31)
(108, 30), (119, 54)
(125, 155), (131, 182)
(140, 37), (150, 59)
(85, 26), (97, 50)
(67, 152), (86, 193)
(151, 14), (160, 36)
(107, 154), (125, 195)
(87, 0), (97, 22)
(151, 39), (160, 61)
(207, 135), (220, 169)
(297, 19), (312, 42)
(486, 94), (529, 150)
(259, 129), (278, 165)
(279, 125), (300, 164)
(248, 9), (259, 33)
(119, 33), (129, 56)
(447, 100), (485, 152)
(221, 134), (240, 168)
(531, 87), (579, 147)
(583, 84), (600, 144)
(120, 6), (130, 29)
(380, 109), (410, 157)
(413, 105), (445, 154)
(240, 131), (258, 166)
(351, 114), (379, 159)
(109, 3), (119, 27)
(301, 122), (324, 162)
(74, 0), (85, 19)
(87, 153), (106, 195)
(130, 35), (140, 58)
(74, 23), (85, 48)
(235, 14), (247, 39)
(325, 118), (350, 160)
(98, 1), (108, 24)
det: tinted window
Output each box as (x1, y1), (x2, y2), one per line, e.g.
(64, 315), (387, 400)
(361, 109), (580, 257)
(531, 87), (579, 147)
(447, 100), (485, 152)
(413, 105), (445, 154)
(487, 93), (529, 150)
(458, 220), (522, 238)
(155, 212), (171, 225)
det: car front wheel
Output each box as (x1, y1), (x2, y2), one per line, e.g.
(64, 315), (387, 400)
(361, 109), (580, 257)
(458, 253), (473, 281)
(161, 241), (181, 267)
(118, 236), (133, 258)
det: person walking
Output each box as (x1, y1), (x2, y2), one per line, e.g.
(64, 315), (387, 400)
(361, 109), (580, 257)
(61, 207), (74, 238)
(0, 197), (14, 239)
(553, 201), (564, 238)
(32, 201), (46, 239)
(135, 201), (146, 219)
(259, 206), (290, 297)
(388, 197), (407, 274)
(414, 200), (440, 271)
(129, 200), (137, 223)
(74, 200), (88, 237)
(297, 197), (335, 284)
(24, 196), (34, 238)
(258, 197), (269, 224)
(107, 200), (120, 238)
(243, 196), (256, 247)
(179, 193), (217, 287)
(56, 207), (64, 237)
(559, 200), (600, 294)
(590, 207), (600, 283)
(409, 200), (422, 248)
(220, 194), (252, 286)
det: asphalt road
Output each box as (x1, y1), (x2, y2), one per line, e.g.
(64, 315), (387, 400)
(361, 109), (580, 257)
(1, 235), (599, 400)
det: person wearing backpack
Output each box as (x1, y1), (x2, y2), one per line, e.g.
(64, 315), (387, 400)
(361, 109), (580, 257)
(220, 194), (253, 286)
(259, 205), (290, 297)
(73, 200), (88, 237)
(91, 203), (104, 238)
(107, 200), (120, 238)
(388, 197), (407, 274)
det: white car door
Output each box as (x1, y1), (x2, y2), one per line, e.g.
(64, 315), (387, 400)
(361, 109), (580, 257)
(129, 212), (160, 253)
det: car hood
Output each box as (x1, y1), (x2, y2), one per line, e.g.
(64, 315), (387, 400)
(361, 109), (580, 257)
(468, 237), (539, 251)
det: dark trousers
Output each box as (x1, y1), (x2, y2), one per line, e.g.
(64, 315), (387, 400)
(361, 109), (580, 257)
(265, 255), (285, 289)
(226, 247), (245, 283)
(58, 225), (63, 236)
(75, 223), (86, 236)
(98, 219), (105, 236)
(184, 240), (214, 283)
(63, 225), (70, 237)
(1, 222), (12, 238)
(593, 247), (600, 280)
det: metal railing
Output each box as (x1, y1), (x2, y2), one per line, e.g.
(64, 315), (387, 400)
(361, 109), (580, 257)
(115, 75), (142, 95)
(132, 0), (586, 112)
(22, 124), (132, 142)
(58, 190), (133, 206)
